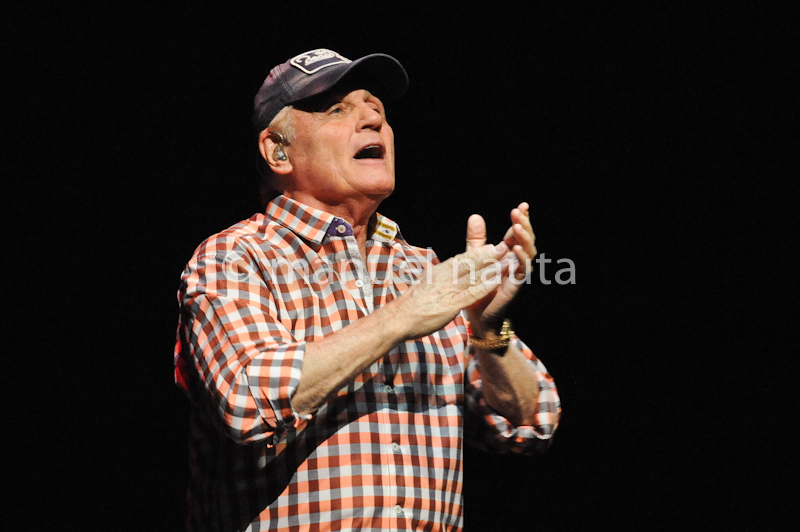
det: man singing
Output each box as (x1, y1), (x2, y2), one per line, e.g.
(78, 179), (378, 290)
(174, 48), (560, 532)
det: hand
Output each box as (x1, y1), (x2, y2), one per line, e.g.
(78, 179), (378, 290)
(394, 244), (507, 341)
(466, 202), (537, 336)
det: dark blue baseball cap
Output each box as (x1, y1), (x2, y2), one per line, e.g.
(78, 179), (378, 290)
(253, 48), (408, 131)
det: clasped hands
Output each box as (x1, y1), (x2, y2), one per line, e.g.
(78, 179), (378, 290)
(396, 203), (536, 341)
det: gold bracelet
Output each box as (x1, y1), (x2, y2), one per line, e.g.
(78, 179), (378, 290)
(469, 319), (514, 350)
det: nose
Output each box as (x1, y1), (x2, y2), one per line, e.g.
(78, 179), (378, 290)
(356, 99), (384, 132)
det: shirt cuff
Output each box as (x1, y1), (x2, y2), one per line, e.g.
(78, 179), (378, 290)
(246, 341), (312, 435)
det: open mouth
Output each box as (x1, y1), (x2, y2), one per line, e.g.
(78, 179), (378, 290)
(354, 145), (384, 160)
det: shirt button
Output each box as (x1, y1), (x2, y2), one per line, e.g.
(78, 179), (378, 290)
(384, 384), (393, 393)
(391, 442), (400, 451)
(394, 505), (403, 515)
(336, 224), (347, 234)
(355, 279), (364, 288)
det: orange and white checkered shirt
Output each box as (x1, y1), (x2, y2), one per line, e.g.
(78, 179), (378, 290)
(175, 195), (560, 532)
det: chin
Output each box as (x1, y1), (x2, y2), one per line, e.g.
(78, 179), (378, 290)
(364, 186), (394, 202)
(355, 173), (395, 199)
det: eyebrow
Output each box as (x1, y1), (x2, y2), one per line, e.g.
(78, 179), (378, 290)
(330, 89), (376, 103)
(299, 89), (383, 114)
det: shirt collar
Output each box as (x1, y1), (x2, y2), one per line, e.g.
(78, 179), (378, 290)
(266, 195), (401, 245)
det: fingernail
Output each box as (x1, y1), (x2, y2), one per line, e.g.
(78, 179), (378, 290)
(495, 242), (507, 253)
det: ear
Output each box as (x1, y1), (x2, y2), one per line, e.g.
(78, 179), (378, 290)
(258, 129), (293, 175)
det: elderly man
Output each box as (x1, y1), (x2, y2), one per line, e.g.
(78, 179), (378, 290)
(175, 48), (560, 532)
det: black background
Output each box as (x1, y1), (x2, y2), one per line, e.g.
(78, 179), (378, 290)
(5, 2), (795, 531)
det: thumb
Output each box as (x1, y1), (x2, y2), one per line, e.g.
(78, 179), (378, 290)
(466, 214), (487, 250)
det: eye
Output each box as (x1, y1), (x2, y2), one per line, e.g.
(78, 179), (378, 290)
(328, 104), (345, 114)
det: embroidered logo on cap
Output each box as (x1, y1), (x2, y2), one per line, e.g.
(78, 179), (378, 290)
(290, 49), (352, 75)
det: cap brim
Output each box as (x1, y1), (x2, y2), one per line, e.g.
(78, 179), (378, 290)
(289, 53), (409, 105)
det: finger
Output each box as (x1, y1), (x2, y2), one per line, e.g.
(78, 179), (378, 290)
(511, 244), (533, 280)
(442, 248), (483, 280)
(466, 214), (487, 251)
(508, 206), (535, 250)
(463, 242), (507, 263)
(502, 225), (515, 245)
(512, 223), (537, 257)
(503, 221), (528, 250)
(465, 269), (503, 303)
(448, 244), (507, 283)
(510, 202), (530, 222)
(501, 204), (531, 246)
(511, 206), (534, 235)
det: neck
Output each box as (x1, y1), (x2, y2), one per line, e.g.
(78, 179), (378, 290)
(283, 191), (383, 259)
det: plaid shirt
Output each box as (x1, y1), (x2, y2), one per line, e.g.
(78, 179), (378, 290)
(174, 195), (560, 532)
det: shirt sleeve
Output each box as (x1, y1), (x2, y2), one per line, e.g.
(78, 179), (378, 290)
(463, 332), (561, 454)
(174, 235), (310, 446)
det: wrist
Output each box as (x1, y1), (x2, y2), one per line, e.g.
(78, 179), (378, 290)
(468, 318), (514, 351)
(466, 313), (503, 338)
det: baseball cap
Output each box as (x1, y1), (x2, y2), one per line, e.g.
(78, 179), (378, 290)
(253, 48), (408, 131)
